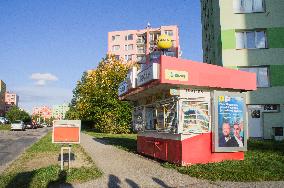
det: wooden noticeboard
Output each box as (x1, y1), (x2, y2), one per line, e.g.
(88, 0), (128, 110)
(52, 120), (81, 144)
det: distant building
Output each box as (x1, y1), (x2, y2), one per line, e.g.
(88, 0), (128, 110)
(0, 80), (6, 116)
(52, 104), (69, 120)
(201, 0), (284, 139)
(32, 106), (52, 120)
(5, 92), (19, 113)
(108, 25), (180, 63)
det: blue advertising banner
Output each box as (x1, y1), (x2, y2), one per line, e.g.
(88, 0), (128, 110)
(218, 96), (244, 148)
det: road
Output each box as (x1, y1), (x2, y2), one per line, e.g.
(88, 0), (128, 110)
(0, 127), (50, 173)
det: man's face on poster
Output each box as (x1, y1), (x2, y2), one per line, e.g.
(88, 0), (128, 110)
(234, 124), (240, 136)
(222, 123), (230, 137)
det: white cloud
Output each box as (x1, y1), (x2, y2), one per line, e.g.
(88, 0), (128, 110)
(11, 86), (73, 114)
(30, 73), (58, 86)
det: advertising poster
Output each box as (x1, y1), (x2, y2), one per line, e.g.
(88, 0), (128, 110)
(218, 96), (244, 148)
(181, 100), (210, 133)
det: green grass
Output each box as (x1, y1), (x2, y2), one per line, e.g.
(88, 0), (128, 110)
(0, 124), (11, 131)
(83, 131), (137, 153)
(163, 139), (284, 182)
(0, 132), (102, 188)
(84, 131), (284, 182)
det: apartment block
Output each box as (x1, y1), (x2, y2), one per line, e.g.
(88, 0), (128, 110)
(0, 80), (6, 116)
(108, 25), (180, 64)
(5, 92), (19, 113)
(201, 0), (284, 139)
(52, 103), (69, 120)
(32, 106), (52, 120)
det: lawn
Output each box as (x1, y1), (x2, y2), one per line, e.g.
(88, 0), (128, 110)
(83, 131), (137, 153)
(0, 132), (102, 188)
(84, 130), (284, 182)
(163, 139), (284, 182)
(0, 124), (11, 131)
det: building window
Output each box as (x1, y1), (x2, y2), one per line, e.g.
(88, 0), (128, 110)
(165, 51), (176, 57)
(238, 66), (269, 87)
(125, 55), (132, 61)
(125, 34), (133, 41)
(236, 30), (267, 49)
(112, 35), (120, 41)
(115, 55), (120, 60)
(137, 35), (145, 44)
(164, 30), (174, 36)
(125, 44), (133, 51)
(112, 45), (120, 51)
(137, 46), (145, 53)
(233, 0), (265, 13)
(273, 127), (283, 137)
(137, 55), (146, 63)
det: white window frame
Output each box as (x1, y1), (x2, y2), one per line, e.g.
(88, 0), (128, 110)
(125, 55), (132, 61)
(164, 30), (174, 36)
(235, 30), (267, 49)
(112, 35), (120, 41)
(233, 0), (265, 13)
(238, 66), (270, 88)
(112, 45), (120, 52)
(125, 34), (134, 41)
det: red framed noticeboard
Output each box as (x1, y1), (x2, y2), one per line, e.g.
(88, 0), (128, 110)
(52, 120), (81, 144)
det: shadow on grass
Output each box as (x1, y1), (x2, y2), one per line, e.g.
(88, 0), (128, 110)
(93, 137), (137, 153)
(5, 170), (36, 188)
(248, 139), (284, 155)
(47, 171), (73, 188)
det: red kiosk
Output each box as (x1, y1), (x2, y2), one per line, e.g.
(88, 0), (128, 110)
(118, 55), (256, 165)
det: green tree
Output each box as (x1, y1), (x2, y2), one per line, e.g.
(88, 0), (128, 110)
(66, 55), (134, 133)
(6, 106), (31, 123)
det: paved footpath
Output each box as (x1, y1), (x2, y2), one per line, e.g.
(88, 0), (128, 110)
(77, 133), (284, 188)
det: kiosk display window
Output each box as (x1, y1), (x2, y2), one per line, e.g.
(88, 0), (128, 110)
(145, 107), (155, 130)
(133, 106), (144, 131)
(181, 100), (210, 133)
(156, 102), (177, 133)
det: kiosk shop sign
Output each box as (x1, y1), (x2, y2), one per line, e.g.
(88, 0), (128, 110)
(137, 63), (159, 86)
(118, 67), (137, 96)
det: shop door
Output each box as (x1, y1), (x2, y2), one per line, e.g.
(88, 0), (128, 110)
(248, 105), (263, 138)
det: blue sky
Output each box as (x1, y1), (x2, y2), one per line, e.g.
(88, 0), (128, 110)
(0, 0), (202, 113)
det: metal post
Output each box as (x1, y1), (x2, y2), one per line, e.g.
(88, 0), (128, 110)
(61, 146), (64, 170)
(68, 144), (71, 172)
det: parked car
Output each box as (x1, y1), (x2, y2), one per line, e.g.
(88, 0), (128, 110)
(42, 123), (48, 127)
(25, 122), (37, 129)
(11, 120), (25, 131)
(0, 117), (8, 124)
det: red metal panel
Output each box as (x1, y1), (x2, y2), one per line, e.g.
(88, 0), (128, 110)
(160, 55), (257, 91)
(166, 139), (182, 164)
(153, 140), (168, 161)
(181, 133), (244, 165)
(137, 136), (155, 157)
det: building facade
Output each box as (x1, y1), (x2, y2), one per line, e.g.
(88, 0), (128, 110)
(5, 92), (19, 113)
(201, 0), (284, 139)
(0, 80), (6, 116)
(52, 104), (69, 120)
(32, 106), (52, 120)
(108, 25), (180, 63)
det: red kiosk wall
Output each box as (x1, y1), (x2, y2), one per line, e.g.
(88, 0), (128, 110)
(181, 133), (244, 165)
(137, 133), (244, 165)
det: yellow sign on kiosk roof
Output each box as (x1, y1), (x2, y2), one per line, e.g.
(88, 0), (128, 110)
(157, 34), (173, 50)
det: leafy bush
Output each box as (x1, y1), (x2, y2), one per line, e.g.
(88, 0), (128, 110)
(66, 55), (134, 133)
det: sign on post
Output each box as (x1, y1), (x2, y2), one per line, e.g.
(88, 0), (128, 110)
(52, 120), (81, 144)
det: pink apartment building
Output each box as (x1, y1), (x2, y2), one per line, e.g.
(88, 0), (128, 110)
(5, 92), (19, 113)
(108, 25), (180, 64)
(32, 106), (52, 120)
